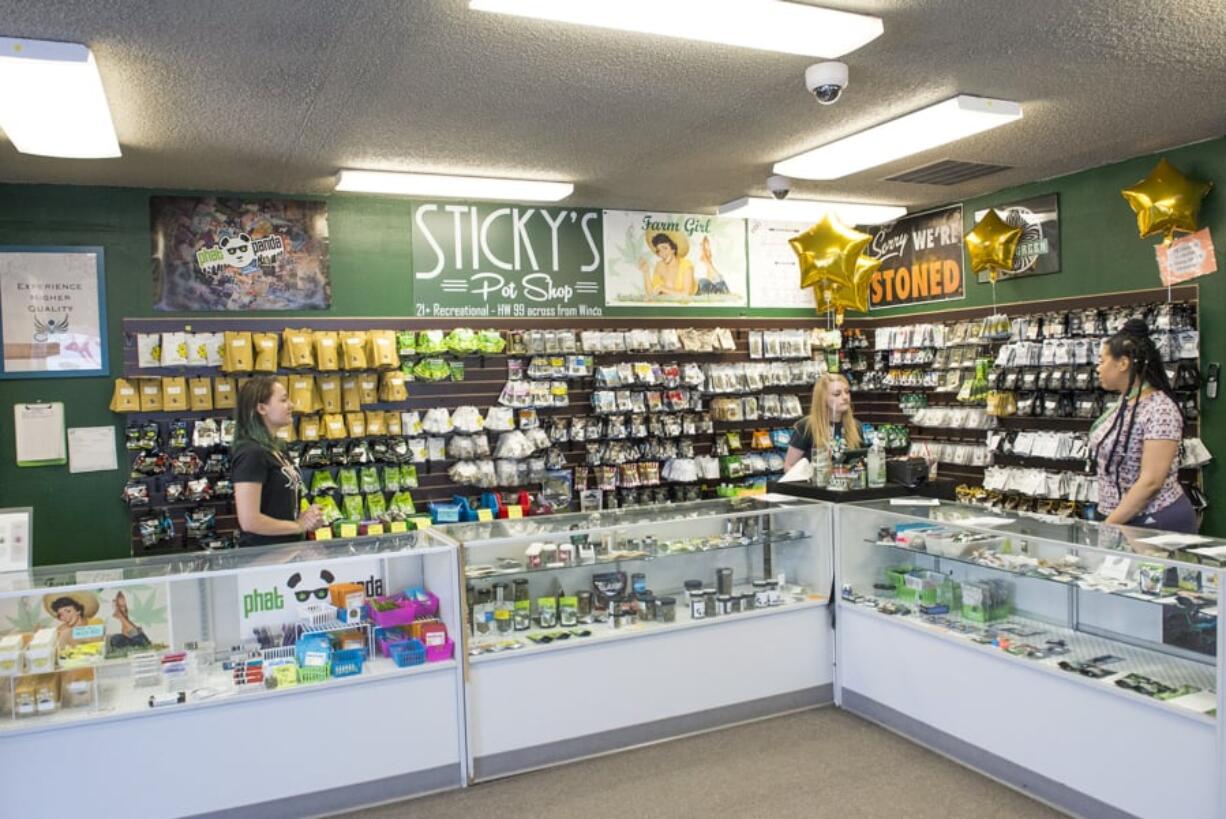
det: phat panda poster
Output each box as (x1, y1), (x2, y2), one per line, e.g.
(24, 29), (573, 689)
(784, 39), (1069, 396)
(151, 196), (331, 311)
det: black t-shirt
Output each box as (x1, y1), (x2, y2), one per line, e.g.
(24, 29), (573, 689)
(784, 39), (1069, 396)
(231, 440), (304, 548)
(789, 417), (843, 455)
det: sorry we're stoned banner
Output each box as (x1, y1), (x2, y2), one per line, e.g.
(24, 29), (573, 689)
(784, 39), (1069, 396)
(864, 205), (965, 310)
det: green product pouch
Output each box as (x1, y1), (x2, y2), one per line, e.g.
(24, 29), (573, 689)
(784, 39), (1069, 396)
(360, 466), (382, 494)
(338, 467), (360, 496)
(366, 492), (387, 520)
(342, 494), (365, 521)
(315, 495), (343, 525)
(400, 464), (419, 488)
(382, 465), (402, 493)
(310, 469), (338, 493)
(397, 330), (417, 357)
(476, 329), (506, 354)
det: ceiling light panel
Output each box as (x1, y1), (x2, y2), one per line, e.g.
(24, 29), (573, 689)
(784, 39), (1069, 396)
(0, 37), (120, 158)
(335, 170), (574, 202)
(469, 0), (883, 58)
(718, 196), (905, 225)
(774, 95), (1022, 181)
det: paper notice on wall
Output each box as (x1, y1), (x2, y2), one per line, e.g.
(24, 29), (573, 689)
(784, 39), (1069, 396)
(68, 426), (118, 473)
(1156, 228), (1216, 286)
(747, 220), (819, 309)
(0, 510), (31, 573)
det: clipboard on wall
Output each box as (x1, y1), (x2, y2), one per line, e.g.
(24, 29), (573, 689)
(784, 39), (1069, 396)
(14, 402), (67, 466)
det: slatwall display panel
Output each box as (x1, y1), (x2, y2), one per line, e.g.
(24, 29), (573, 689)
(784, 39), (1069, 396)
(118, 317), (825, 555)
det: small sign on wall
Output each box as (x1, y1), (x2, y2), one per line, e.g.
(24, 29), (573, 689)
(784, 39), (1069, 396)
(973, 194), (1061, 282)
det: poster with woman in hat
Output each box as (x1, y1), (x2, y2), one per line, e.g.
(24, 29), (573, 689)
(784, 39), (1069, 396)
(603, 210), (748, 307)
(0, 585), (172, 658)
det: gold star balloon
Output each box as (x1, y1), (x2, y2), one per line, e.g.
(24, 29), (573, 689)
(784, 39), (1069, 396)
(1121, 158), (1213, 243)
(965, 208), (1023, 284)
(789, 213), (873, 292)
(815, 252), (880, 318)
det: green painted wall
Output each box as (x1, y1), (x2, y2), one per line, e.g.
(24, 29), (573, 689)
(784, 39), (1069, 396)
(1, 136), (1223, 564)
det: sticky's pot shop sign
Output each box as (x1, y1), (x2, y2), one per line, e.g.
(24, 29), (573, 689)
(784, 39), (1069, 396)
(412, 203), (603, 318)
(865, 205), (965, 309)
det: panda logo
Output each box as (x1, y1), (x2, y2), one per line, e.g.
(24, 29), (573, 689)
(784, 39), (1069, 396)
(218, 232), (256, 269)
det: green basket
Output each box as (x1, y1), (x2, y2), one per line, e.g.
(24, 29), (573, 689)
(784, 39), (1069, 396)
(297, 665), (331, 685)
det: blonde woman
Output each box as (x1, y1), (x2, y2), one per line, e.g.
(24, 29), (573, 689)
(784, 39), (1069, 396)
(784, 374), (863, 470)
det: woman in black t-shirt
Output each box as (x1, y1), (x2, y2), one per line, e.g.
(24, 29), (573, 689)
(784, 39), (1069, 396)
(232, 377), (323, 547)
(784, 373), (863, 470)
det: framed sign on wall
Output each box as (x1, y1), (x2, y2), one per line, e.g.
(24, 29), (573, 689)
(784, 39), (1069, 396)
(0, 246), (108, 379)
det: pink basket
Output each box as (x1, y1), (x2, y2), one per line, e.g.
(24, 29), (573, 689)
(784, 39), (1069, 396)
(405, 590), (440, 620)
(425, 638), (454, 663)
(368, 595), (415, 628)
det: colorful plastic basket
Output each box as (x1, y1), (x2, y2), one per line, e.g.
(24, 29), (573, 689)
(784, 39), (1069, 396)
(389, 639), (426, 668)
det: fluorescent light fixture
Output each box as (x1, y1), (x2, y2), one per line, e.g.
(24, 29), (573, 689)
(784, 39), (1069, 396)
(718, 196), (906, 225)
(773, 95), (1022, 181)
(469, 0), (882, 58)
(0, 37), (120, 158)
(335, 170), (574, 202)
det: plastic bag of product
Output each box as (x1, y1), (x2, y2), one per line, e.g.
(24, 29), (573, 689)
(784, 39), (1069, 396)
(341, 331), (368, 370)
(253, 333), (279, 372)
(313, 331), (340, 371)
(221, 332), (254, 373)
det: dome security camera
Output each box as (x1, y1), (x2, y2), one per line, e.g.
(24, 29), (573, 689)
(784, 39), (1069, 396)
(766, 175), (791, 200)
(805, 61), (848, 105)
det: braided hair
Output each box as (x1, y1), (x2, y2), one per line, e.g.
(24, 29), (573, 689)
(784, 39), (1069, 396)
(1095, 318), (1177, 498)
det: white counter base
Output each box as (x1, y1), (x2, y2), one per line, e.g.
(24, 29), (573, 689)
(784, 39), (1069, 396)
(467, 602), (833, 780)
(838, 605), (1218, 819)
(1, 662), (465, 819)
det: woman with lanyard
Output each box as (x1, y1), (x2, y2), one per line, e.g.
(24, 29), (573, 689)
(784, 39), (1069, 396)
(1090, 319), (1197, 533)
(232, 377), (323, 547)
(784, 373), (863, 470)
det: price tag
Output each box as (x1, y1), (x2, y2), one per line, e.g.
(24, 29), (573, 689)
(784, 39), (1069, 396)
(366, 523), (384, 536)
(389, 521), (408, 533)
(314, 528), (333, 541)
(477, 508), (494, 522)
(412, 517), (432, 530)
(339, 523), (358, 539)
(506, 505), (523, 519)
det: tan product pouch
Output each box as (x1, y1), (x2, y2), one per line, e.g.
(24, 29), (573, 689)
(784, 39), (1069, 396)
(139, 378), (164, 412)
(316, 376), (342, 414)
(384, 411), (403, 436)
(364, 411), (386, 436)
(162, 376), (189, 411)
(289, 375), (317, 414)
(299, 415), (322, 442)
(341, 331), (368, 370)
(379, 370), (409, 402)
(222, 332), (254, 373)
(323, 413), (348, 440)
(189, 377), (214, 411)
(366, 330), (399, 370)
(109, 378), (140, 413)
(281, 328), (315, 369)
(341, 377), (362, 412)
(345, 412), (367, 438)
(359, 373), (380, 405)
(213, 377), (238, 409)
(313, 331), (340, 371)
(253, 333), (279, 372)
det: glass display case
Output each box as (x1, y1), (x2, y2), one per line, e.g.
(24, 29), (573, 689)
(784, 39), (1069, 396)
(439, 495), (835, 780)
(836, 499), (1224, 819)
(0, 531), (461, 729)
(0, 531), (467, 818)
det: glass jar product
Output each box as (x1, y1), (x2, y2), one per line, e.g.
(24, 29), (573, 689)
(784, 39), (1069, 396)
(704, 589), (717, 618)
(513, 601), (531, 631)
(636, 593), (655, 621)
(494, 607), (512, 633)
(684, 579), (703, 602)
(690, 593), (706, 620)
(538, 597), (558, 628)
(577, 590), (594, 622)
(753, 580), (771, 608)
(558, 542), (576, 566)
(610, 608), (627, 629)
(559, 595), (578, 627)
(540, 543), (559, 566)
(730, 594), (743, 613)
(513, 579), (530, 602)
(717, 594), (733, 615)
(716, 567), (734, 596)
(811, 445), (832, 487)
(658, 596), (677, 623)
(767, 580), (782, 607)
(632, 573), (648, 595)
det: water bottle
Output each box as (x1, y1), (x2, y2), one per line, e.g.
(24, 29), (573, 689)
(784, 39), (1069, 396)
(867, 438), (886, 488)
